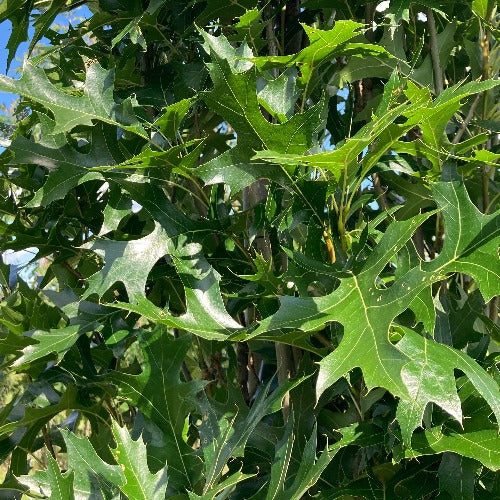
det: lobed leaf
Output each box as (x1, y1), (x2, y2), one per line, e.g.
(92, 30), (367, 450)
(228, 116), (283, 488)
(0, 61), (146, 137)
(110, 421), (168, 500)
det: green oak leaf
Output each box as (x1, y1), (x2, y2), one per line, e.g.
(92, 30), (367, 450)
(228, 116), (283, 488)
(2, 385), (108, 478)
(250, 19), (391, 117)
(195, 377), (307, 492)
(195, 0), (256, 26)
(253, 97), (424, 178)
(256, 79), (499, 178)
(196, 30), (325, 193)
(393, 80), (499, 169)
(61, 429), (125, 499)
(105, 180), (243, 339)
(90, 140), (201, 173)
(265, 414), (295, 499)
(291, 423), (386, 499)
(257, 67), (300, 123)
(108, 330), (204, 491)
(426, 181), (500, 300)
(13, 324), (93, 368)
(110, 421), (168, 500)
(0, 61), (146, 137)
(471, 0), (496, 20)
(312, 423), (387, 498)
(11, 112), (197, 208)
(384, 0), (447, 25)
(396, 328), (499, 444)
(153, 98), (193, 142)
(250, 21), (389, 82)
(438, 453), (479, 500)
(113, 295), (241, 340)
(395, 241), (435, 334)
(111, 15), (146, 50)
(334, 20), (451, 92)
(394, 426), (500, 471)
(13, 291), (126, 365)
(188, 471), (255, 500)
(147, 0), (167, 14)
(229, 7), (266, 52)
(82, 223), (171, 302)
(320, 478), (384, 500)
(0, 385), (79, 441)
(220, 411), (333, 500)
(10, 116), (119, 207)
(99, 185), (133, 236)
(109, 176), (209, 237)
(0, 0), (31, 71)
(275, 424), (334, 500)
(432, 288), (484, 348)
(29, 0), (66, 56)
(196, 149), (289, 194)
(379, 170), (434, 220)
(18, 451), (74, 500)
(249, 182), (499, 441)
(251, 211), (436, 391)
(238, 253), (282, 293)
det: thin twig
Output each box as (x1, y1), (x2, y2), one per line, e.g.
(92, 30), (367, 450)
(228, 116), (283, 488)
(314, 331), (334, 350)
(452, 93), (482, 144)
(488, 296), (498, 323)
(372, 173), (389, 211)
(275, 342), (295, 421)
(236, 342), (250, 405)
(43, 424), (56, 459)
(485, 191), (500, 214)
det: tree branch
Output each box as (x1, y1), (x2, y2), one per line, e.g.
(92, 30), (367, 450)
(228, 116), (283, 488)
(427, 8), (443, 95)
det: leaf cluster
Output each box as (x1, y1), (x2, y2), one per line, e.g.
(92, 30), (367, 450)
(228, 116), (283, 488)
(0, 0), (499, 498)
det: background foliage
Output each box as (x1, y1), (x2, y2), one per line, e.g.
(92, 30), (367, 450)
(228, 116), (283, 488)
(0, 0), (499, 498)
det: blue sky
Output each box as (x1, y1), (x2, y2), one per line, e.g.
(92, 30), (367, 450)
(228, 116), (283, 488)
(0, 19), (28, 109)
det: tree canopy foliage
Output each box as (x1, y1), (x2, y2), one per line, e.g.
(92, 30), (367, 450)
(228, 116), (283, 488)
(0, 0), (499, 498)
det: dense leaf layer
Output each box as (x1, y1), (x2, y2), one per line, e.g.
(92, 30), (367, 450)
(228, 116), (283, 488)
(1, 1), (499, 498)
